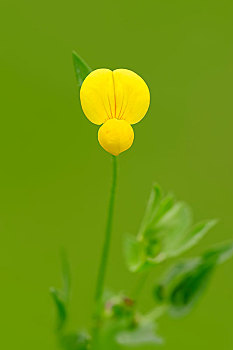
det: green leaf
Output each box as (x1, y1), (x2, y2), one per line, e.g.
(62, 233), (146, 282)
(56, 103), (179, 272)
(154, 258), (199, 301)
(116, 323), (163, 346)
(154, 241), (233, 317)
(168, 219), (218, 258)
(138, 184), (162, 239)
(72, 51), (92, 89)
(60, 332), (90, 350)
(147, 201), (193, 262)
(50, 287), (67, 330)
(124, 234), (145, 272)
(154, 258), (214, 317)
(169, 261), (214, 316)
(203, 241), (233, 265)
(50, 251), (71, 331)
(125, 184), (217, 272)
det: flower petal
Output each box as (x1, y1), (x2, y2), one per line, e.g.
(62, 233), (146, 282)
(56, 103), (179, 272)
(113, 69), (150, 124)
(98, 119), (134, 156)
(80, 69), (115, 125)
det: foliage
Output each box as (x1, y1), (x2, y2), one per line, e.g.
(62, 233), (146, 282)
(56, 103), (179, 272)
(125, 184), (217, 272)
(72, 52), (92, 89)
(50, 251), (70, 331)
(154, 242), (233, 317)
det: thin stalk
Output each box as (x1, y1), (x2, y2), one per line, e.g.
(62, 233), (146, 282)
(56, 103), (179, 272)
(131, 270), (150, 300)
(92, 155), (118, 348)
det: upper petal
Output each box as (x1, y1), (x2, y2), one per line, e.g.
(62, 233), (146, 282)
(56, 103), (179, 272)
(80, 69), (115, 125)
(113, 69), (150, 124)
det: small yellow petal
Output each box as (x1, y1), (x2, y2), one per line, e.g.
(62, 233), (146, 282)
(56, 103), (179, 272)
(98, 119), (134, 156)
(113, 69), (150, 124)
(80, 69), (115, 125)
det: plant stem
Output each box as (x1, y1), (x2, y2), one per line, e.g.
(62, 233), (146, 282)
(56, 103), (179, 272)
(131, 270), (150, 300)
(92, 155), (118, 348)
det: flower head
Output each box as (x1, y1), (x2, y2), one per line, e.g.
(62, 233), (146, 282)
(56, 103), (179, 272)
(80, 68), (150, 155)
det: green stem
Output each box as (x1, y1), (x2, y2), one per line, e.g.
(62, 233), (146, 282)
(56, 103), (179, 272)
(92, 155), (118, 348)
(131, 270), (150, 300)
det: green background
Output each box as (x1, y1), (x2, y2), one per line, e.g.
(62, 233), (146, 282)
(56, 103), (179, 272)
(0, 0), (232, 349)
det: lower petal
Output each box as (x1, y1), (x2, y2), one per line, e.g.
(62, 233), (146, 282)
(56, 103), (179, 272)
(98, 119), (134, 156)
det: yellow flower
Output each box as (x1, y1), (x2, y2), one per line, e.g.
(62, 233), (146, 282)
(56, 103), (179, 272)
(80, 68), (150, 156)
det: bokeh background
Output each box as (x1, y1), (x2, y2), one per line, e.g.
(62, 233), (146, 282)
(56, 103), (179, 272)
(0, 0), (233, 349)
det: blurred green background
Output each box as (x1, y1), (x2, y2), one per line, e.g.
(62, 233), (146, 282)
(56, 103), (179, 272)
(0, 0), (232, 349)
